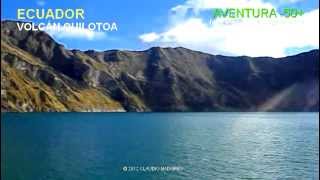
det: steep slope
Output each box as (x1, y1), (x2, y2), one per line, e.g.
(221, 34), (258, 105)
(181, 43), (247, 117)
(1, 21), (319, 112)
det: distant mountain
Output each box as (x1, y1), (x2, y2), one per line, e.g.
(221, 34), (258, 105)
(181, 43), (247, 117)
(1, 20), (319, 112)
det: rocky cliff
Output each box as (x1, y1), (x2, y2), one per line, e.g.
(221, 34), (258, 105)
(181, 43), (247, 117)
(1, 21), (319, 112)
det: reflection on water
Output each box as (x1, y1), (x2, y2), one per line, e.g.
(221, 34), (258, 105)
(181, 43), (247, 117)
(1, 113), (319, 180)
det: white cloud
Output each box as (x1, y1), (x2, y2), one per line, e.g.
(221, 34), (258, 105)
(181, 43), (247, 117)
(171, 0), (274, 15)
(36, 0), (46, 6)
(139, 32), (160, 42)
(45, 26), (106, 41)
(139, 0), (319, 57)
(281, 0), (304, 3)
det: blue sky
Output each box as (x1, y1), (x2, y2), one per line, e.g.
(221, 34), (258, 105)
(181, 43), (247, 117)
(1, 0), (319, 57)
(2, 0), (181, 51)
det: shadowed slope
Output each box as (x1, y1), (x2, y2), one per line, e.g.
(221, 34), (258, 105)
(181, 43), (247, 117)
(1, 21), (319, 112)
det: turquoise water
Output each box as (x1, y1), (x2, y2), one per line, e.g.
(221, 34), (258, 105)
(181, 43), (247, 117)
(1, 113), (319, 180)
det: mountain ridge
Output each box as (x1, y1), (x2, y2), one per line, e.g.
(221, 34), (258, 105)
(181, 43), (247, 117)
(3, 19), (316, 58)
(1, 20), (319, 112)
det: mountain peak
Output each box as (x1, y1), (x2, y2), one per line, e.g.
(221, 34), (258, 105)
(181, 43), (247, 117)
(1, 20), (319, 112)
